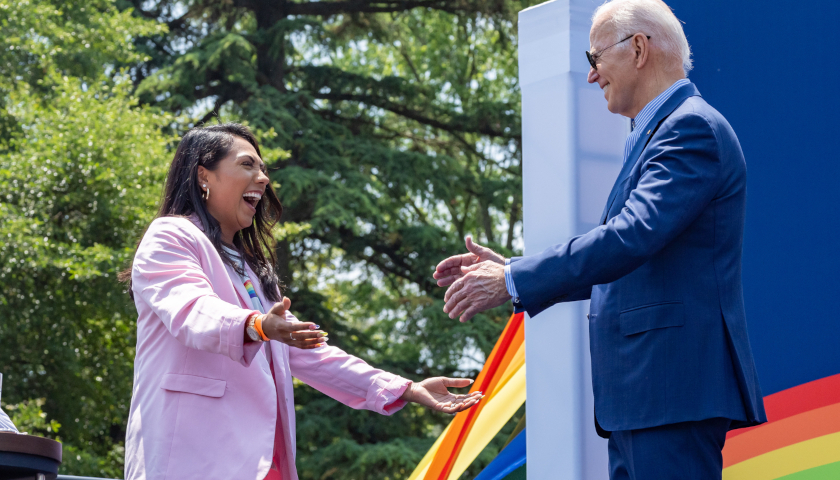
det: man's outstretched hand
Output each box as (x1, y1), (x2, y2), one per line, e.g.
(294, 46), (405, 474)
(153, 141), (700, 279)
(434, 236), (505, 287)
(443, 260), (510, 322)
(435, 236), (511, 322)
(400, 377), (484, 414)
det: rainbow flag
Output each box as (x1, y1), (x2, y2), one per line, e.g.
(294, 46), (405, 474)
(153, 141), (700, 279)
(722, 374), (840, 479)
(408, 313), (526, 480)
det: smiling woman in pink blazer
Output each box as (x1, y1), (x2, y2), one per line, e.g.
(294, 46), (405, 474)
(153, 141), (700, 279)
(121, 124), (481, 480)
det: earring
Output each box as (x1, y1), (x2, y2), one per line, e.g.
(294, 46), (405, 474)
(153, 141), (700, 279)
(202, 184), (210, 200)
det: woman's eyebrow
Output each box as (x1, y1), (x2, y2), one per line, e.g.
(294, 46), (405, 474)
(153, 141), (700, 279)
(237, 153), (265, 168)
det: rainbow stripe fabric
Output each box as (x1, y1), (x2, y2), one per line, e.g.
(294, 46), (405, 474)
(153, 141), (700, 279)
(722, 373), (840, 479)
(242, 278), (264, 313)
(408, 313), (525, 480)
(222, 246), (266, 314)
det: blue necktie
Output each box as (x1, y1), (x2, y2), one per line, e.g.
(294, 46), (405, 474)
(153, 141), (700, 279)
(631, 118), (636, 132)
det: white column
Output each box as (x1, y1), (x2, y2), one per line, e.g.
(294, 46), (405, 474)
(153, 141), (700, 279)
(518, 1), (627, 479)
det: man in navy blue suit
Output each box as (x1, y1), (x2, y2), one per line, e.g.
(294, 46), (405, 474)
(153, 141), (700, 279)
(434, 0), (766, 478)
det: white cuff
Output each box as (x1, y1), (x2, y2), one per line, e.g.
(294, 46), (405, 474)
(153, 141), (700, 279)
(504, 259), (519, 302)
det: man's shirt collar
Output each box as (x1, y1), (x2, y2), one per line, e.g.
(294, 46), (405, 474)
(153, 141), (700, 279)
(623, 78), (691, 163)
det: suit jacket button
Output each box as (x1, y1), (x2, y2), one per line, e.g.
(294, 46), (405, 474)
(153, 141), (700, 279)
(586, 314), (590, 320)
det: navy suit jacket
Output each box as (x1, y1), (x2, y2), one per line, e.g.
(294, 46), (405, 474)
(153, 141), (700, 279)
(509, 83), (766, 433)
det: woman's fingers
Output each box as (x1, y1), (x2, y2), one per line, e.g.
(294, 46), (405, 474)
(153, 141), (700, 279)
(276, 319), (318, 333)
(263, 313), (327, 346)
(284, 330), (328, 344)
(278, 322), (324, 338)
(441, 391), (483, 403)
(287, 333), (328, 349)
(289, 336), (327, 349)
(456, 391), (484, 401)
(442, 377), (473, 389)
(439, 396), (480, 414)
(280, 328), (324, 339)
(435, 392), (484, 413)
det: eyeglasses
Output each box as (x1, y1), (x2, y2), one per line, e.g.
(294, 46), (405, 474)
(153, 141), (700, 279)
(586, 34), (651, 70)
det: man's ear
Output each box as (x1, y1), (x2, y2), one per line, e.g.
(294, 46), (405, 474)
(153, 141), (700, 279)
(633, 33), (650, 69)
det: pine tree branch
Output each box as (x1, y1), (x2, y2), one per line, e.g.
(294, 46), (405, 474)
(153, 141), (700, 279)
(300, 66), (518, 139)
(321, 226), (439, 291)
(197, 96), (226, 125)
(228, 0), (488, 19)
(284, 1), (471, 17)
(313, 91), (511, 138)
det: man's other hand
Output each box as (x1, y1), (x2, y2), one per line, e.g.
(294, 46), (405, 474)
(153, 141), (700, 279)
(434, 236), (505, 287)
(443, 260), (510, 322)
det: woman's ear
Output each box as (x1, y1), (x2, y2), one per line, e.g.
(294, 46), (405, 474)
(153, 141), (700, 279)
(197, 166), (209, 188)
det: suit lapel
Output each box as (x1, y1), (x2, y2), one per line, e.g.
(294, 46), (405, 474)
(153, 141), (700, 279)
(599, 82), (701, 224)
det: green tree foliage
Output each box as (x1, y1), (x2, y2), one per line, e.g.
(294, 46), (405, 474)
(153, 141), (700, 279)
(0, 0), (161, 91)
(1, 0), (533, 478)
(0, 78), (172, 475)
(0, 1), (170, 476)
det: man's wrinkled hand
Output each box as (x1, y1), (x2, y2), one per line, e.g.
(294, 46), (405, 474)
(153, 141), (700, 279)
(443, 260), (510, 322)
(434, 235), (505, 287)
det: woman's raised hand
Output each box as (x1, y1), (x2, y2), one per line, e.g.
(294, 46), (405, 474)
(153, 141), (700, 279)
(400, 377), (484, 414)
(262, 297), (328, 349)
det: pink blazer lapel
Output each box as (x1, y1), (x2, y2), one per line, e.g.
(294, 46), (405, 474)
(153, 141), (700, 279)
(186, 212), (262, 312)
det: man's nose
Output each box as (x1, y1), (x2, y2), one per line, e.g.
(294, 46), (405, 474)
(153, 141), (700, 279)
(587, 67), (599, 84)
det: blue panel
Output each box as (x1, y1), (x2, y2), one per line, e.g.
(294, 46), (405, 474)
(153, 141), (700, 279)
(474, 429), (527, 480)
(666, 0), (840, 395)
(0, 451), (60, 475)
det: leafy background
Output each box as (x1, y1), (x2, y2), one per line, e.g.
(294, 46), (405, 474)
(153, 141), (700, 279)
(0, 0), (535, 477)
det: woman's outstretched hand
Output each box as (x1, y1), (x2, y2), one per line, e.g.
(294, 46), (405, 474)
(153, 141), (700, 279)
(262, 298), (328, 349)
(400, 377), (484, 414)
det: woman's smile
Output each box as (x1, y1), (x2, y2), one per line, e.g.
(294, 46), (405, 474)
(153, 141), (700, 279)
(242, 190), (263, 213)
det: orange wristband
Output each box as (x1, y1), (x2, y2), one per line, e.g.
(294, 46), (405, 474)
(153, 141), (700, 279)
(253, 314), (270, 341)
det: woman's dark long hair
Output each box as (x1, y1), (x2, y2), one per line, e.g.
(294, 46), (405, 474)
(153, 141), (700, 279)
(120, 123), (283, 303)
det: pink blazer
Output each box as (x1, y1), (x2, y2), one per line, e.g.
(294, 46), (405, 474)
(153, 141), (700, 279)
(125, 216), (410, 480)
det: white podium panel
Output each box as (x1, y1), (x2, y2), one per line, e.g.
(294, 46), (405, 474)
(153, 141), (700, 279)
(518, 1), (628, 479)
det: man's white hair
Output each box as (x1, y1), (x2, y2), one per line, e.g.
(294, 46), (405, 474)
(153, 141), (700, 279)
(593, 0), (692, 75)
